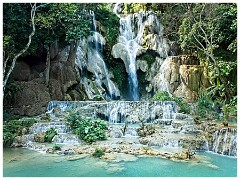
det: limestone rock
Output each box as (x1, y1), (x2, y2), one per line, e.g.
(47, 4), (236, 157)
(137, 60), (148, 72)
(7, 79), (51, 116)
(112, 43), (130, 73)
(150, 55), (210, 102)
(34, 132), (46, 143)
(50, 62), (78, 93)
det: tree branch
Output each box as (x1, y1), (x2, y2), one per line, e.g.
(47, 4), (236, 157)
(3, 3), (37, 93)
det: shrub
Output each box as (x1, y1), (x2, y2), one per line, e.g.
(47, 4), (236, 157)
(152, 91), (190, 114)
(44, 128), (57, 143)
(197, 93), (215, 118)
(66, 112), (107, 144)
(3, 119), (36, 147)
(92, 147), (105, 158)
(53, 143), (61, 151)
(152, 91), (173, 101)
(174, 97), (190, 114)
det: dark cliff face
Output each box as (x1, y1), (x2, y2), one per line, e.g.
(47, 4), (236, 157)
(4, 44), (85, 116)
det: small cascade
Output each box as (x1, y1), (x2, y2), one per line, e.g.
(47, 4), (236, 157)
(30, 122), (71, 134)
(52, 134), (80, 145)
(162, 103), (174, 119)
(47, 101), (179, 125)
(47, 101), (70, 113)
(210, 128), (237, 156)
(156, 57), (171, 93)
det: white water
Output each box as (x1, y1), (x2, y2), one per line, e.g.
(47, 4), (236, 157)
(88, 11), (119, 99)
(211, 128), (237, 157)
(118, 14), (139, 100)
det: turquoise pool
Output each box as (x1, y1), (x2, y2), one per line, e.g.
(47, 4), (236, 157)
(3, 148), (237, 177)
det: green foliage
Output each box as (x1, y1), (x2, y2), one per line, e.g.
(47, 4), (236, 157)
(44, 128), (57, 143)
(66, 112), (107, 144)
(152, 91), (190, 114)
(174, 97), (190, 114)
(3, 3), (34, 57)
(92, 147), (105, 158)
(222, 96), (237, 122)
(53, 143), (61, 151)
(215, 4), (237, 52)
(179, 3), (236, 59)
(123, 3), (147, 13)
(139, 52), (156, 67)
(95, 4), (119, 47)
(36, 3), (91, 44)
(197, 93), (215, 118)
(206, 60), (237, 102)
(110, 64), (128, 90)
(152, 91), (173, 101)
(3, 119), (36, 147)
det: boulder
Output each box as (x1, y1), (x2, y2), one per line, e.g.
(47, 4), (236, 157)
(34, 132), (46, 143)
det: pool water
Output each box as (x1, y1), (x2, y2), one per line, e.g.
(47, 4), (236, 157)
(3, 148), (237, 177)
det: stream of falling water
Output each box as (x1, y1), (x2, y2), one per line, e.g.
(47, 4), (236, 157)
(119, 15), (140, 100)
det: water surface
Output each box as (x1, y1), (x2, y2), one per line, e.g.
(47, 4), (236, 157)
(3, 148), (237, 177)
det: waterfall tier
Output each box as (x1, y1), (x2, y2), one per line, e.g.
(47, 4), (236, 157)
(210, 128), (237, 156)
(75, 11), (120, 100)
(47, 100), (181, 124)
(112, 10), (170, 100)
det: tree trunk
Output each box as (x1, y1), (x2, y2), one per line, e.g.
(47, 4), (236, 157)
(66, 41), (79, 67)
(3, 3), (37, 95)
(45, 46), (51, 86)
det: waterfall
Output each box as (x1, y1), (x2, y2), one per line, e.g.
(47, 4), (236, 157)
(74, 11), (120, 100)
(113, 5), (171, 100)
(211, 128), (237, 156)
(127, 40), (140, 100)
(157, 57), (171, 93)
(118, 15), (140, 100)
(87, 11), (120, 100)
(47, 101), (179, 124)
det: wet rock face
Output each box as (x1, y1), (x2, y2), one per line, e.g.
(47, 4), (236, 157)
(150, 55), (210, 102)
(112, 12), (169, 72)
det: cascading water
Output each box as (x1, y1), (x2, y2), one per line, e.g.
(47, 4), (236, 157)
(211, 128), (237, 156)
(127, 40), (140, 100)
(118, 15), (140, 100)
(87, 11), (120, 100)
(113, 5), (171, 100)
(74, 11), (120, 100)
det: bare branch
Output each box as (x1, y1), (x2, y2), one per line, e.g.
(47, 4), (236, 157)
(192, 33), (205, 50)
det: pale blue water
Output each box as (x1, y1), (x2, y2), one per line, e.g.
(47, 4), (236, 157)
(3, 148), (237, 177)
